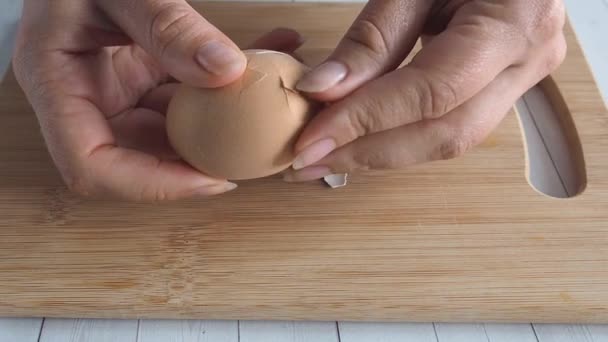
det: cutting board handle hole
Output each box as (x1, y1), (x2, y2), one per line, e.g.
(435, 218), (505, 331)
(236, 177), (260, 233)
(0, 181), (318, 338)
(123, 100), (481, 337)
(516, 76), (587, 198)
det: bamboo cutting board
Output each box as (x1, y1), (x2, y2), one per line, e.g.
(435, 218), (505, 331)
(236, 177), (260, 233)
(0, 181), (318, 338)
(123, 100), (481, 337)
(1, 2), (608, 323)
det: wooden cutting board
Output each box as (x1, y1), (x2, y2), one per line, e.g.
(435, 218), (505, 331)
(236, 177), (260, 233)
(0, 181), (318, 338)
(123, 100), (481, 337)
(1, 2), (608, 324)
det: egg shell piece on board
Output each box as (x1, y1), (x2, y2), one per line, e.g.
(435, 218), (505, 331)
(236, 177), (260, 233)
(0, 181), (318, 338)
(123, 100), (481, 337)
(324, 174), (349, 188)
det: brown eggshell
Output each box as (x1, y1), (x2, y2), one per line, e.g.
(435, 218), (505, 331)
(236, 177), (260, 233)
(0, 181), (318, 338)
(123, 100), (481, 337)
(166, 49), (319, 180)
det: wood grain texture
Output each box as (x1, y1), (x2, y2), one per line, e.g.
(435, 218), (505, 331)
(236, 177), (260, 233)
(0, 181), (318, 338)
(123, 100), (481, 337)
(480, 324), (539, 342)
(533, 324), (599, 342)
(0, 318), (43, 342)
(39, 319), (138, 342)
(338, 322), (438, 342)
(435, 323), (539, 342)
(0, 2), (607, 323)
(138, 320), (238, 342)
(584, 325), (608, 341)
(238, 321), (338, 342)
(434, 324), (491, 342)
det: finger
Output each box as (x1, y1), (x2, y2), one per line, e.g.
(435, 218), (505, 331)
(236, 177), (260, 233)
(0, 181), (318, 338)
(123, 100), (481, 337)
(37, 95), (235, 201)
(291, 4), (530, 170)
(109, 107), (178, 159)
(295, 0), (433, 100)
(246, 27), (305, 53)
(107, 45), (173, 113)
(284, 58), (547, 182)
(87, 146), (236, 200)
(97, 0), (247, 88)
(137, 83), (180, 114)
(136, 28), (306, 114)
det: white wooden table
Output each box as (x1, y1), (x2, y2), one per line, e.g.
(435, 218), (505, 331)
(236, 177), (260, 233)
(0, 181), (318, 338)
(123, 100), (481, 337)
(1, 0), (608, 341)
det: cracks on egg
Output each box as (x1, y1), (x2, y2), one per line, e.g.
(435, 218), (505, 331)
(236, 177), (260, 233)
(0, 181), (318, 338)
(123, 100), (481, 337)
(280, 76), (300, 114)
(238, 68), (268, 102)
(263, 57), (296, 114)
(243, 68), (268, 88)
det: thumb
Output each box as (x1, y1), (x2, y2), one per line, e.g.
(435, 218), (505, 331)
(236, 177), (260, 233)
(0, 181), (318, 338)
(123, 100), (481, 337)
(98, 0), (246, 88)
(295, 0), (432, 101)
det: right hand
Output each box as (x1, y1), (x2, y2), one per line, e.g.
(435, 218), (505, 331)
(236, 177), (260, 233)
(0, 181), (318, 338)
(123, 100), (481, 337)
(12, 0), (303, 200)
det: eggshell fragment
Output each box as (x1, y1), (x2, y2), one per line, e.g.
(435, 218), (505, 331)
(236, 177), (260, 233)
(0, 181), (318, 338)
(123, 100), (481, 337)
(324, 174), (349, 188)
(166, 49), (320, 180)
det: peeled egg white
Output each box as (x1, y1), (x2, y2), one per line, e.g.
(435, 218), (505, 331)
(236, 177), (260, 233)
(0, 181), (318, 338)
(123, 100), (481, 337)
(166, 49), (320, 180)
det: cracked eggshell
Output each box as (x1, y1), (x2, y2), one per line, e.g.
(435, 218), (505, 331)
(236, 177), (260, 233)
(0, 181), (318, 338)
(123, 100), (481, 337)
(166, 49), (320, 180)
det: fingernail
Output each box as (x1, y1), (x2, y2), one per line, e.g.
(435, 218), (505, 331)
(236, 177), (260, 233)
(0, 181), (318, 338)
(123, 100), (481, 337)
(196, 41), (246, 75)
(296, 61), (348, 93)
(193, 182), (238, 196)
(292, 138), (336, 170)
(283, 166), (332, 182)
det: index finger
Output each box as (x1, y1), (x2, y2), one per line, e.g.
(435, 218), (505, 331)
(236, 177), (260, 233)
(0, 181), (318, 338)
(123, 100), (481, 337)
(291, 2), (529, 168)
(98, 0), (247, 88)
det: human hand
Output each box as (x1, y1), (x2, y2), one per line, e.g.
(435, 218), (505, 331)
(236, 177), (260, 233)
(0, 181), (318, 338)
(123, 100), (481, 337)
(12, 0), (303, 200)
(283, 0), (567, 182)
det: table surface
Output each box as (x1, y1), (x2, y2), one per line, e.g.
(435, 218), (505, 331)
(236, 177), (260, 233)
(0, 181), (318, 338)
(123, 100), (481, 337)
(1, 0), (608, 341)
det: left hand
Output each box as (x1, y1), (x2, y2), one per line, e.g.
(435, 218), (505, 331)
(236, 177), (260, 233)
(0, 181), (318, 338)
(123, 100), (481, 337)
(12, 0), (303, 200)
(283, 0), (567, 182)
